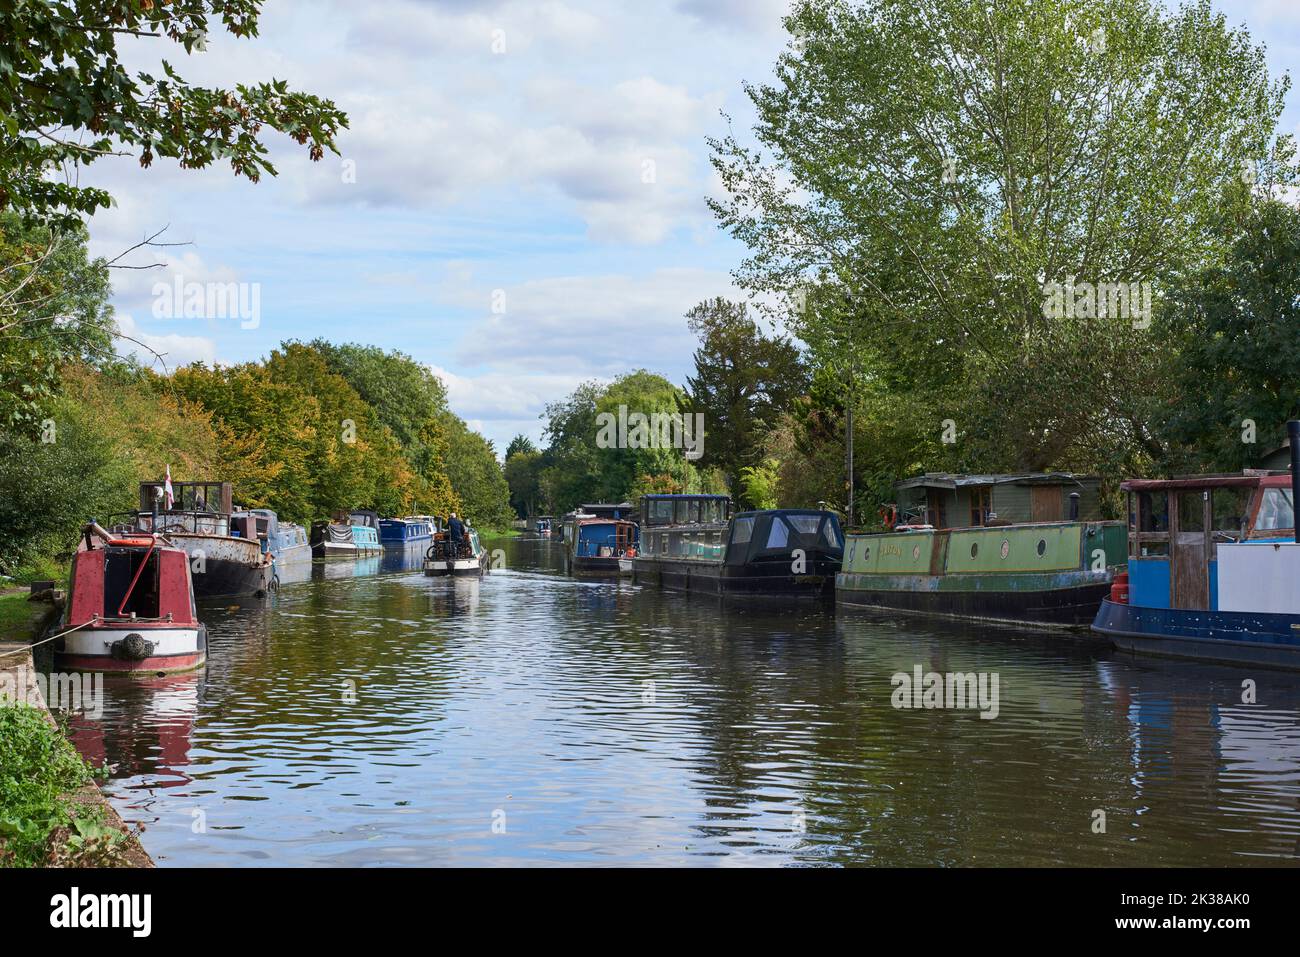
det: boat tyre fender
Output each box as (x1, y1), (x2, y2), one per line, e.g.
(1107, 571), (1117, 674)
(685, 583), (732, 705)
(111, 633), (156, 662)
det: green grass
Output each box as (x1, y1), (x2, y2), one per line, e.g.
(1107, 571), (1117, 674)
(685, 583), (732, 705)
(3, 554), (67, 588)
(0, 593), (33, 640)
(0, 704), (114, 867)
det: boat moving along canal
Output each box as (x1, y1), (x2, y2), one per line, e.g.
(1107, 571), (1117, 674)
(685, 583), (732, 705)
(423, 525), (490, 576)
(1093, 425), (1300, 669)
(631, 494), (843, 595)
(56, 523), (207, 674)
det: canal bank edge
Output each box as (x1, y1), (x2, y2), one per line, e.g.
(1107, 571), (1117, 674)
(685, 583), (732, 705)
(0, 590), (152, 868)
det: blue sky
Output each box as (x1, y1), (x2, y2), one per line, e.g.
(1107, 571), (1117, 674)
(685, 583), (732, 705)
(86, 0), (1300, 455)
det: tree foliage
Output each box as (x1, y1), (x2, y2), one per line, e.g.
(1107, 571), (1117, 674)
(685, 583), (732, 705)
(0, 0), (347, 227)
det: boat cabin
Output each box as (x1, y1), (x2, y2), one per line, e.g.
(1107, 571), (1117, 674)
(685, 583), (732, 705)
(131, 480), (235, 536)
(580, 502), (636, 520)
(894, 473), (1103, 529)
(1123, 472), (1294, 611)
(639, 494), (731, 528)
(570, 518), (638, 559)
(68, 535), (197, 626)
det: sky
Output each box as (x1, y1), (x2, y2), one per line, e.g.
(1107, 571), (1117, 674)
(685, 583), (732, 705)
(84, 0), (1300, 455)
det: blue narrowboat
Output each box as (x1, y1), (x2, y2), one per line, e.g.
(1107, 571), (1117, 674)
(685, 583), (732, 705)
(562, 514), (639, 577)
(1093, 430), (1300, 670)
(233, 508), (311, 565)
(311, 509), (382, 558)
(379, 515), (437, 547)
(631, 494), (843, 596)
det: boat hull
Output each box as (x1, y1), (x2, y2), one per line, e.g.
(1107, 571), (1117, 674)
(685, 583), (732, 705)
(56, 625), (207, 674)
(423, 554), (489, 577)
(1093, 598), (1300, 669)
(313, 541), (381, 558)
(566, 554), (624, 578)
(163, 533), (272, 598)
(836, 571), (1111, 629)
(632, 557), (837, 596)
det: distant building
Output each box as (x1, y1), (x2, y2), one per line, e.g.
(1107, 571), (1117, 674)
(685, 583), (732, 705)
(894, 472), (1104, 529)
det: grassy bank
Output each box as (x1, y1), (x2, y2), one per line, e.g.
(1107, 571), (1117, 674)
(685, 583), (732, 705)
(0, 591), (32, 635)
(0, 703), (130, 867)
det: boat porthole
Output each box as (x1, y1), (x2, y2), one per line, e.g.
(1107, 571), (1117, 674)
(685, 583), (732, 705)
(1000, 540), (1010, 560)
(970, 542), (978, 558)
(1037, 538), (1047, 556)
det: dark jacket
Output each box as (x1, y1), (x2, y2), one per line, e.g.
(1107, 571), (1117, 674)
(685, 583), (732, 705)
(448, 517), (465, 541)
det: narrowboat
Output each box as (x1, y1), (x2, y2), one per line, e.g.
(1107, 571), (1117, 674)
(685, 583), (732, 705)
(423, 526), (490, 576)
(124, 480), (273, 599)
(379, 515), (437, 547)
(1093, 428), (1300, 669)
(837, 473), (1127, 628)
(535, 515), (555, 536)
(562, 515), (639, 577)
(311, 509), (383, 557)
(233, 508), (311, 565)
(631, 494), (843, 595)
(56, 524), (206, 674)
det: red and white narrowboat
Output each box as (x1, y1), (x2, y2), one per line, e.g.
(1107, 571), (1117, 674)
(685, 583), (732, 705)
(56, 525), (207, 674)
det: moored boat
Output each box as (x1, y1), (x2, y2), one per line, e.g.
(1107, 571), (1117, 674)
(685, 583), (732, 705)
(562, 515), (638, 577)
(631, 494), (843, 596)
(56, 524), (206, 674)
(124, 480), (273, 599)
(836, 473), (1127, 628)
(423, 526), (490, 576)
(1093, 429), (1300, 669)
(311, 509), (383, 557)
(379, 515), (437, 547)
(234, 507), (311, 565)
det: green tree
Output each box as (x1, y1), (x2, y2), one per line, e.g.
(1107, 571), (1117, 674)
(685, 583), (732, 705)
(442, 417), (513, 529)
(710, 0), (1295, 476)
(0, 0), (347, 227)
(0, 213), (114, 436)
(683, 297), (806, 504)
(505, 434), (536, 459)
(1157, 200), (1300, 471)
(503, 449), (544, 519)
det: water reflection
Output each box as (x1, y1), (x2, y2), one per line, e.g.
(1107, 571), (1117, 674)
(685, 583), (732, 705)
(58, 531), (1300, 866)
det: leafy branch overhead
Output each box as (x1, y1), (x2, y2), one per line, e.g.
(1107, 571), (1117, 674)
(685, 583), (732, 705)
(0, 0), (349, 226)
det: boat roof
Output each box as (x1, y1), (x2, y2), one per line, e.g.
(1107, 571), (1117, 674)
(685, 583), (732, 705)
(576, 516), (636, 526)
(1121, 471), (1287, 492)
(640, 493), (730, 500)
(733, 508), (838, 519)
(897, 471), (1097, 490)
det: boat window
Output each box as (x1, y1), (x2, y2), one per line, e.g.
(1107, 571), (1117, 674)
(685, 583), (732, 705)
(673, 500), (689, 524)
(766, 519), (790, 549)
(822, 520), (841, 549)
(1256, 488), (1295, 531)
(688, 500), (700, 524)
(731, 517), (755, 545)
(1212, 487), (1251, 535)
(649, 500), (674, 525)
(787, 515), (821, 536)
(1137, 491), (1169, 532)
(1176, 491), (1206, 532)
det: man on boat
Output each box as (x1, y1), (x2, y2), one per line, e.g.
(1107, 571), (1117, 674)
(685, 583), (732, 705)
(447, 512), (465, 558)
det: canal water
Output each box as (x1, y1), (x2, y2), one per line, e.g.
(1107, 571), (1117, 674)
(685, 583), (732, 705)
(61, 534), (1300, 866)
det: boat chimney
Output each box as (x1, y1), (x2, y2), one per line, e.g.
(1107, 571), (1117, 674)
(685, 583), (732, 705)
(1068, 492), (1080, 521)
(1289, 420), (1300, 544)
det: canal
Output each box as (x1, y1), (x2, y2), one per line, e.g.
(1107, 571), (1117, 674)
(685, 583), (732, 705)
(62, 533), (1300, 866)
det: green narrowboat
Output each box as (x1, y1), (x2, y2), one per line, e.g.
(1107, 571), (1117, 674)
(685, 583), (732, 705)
(837, 473), (1127, 628)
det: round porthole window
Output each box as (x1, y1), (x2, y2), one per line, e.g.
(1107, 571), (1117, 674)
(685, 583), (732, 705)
(1000, 539), (1010, 560)
(970, 542), (978, 558)
(1037, 538), (1047, 556)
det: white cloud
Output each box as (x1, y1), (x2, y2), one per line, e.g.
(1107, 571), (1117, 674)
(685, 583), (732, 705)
(114, 313), (219, 371)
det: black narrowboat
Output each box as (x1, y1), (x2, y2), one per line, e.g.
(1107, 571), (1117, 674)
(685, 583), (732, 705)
(630, 494), (843, 596)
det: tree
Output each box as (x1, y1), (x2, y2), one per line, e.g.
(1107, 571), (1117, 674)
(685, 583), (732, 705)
(0, 1), (347, 227)
(682, 297), (806, 504)
(0, 213), (114, 436)
(710, 0), (1295, 476)
(310, 340), (458, 515)
(442, 417), (513, 529)
(1158, 200), (1300, 471)
(505, 434), (536, 459)
(503, 449), (543, 519)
